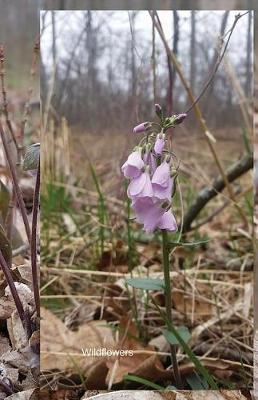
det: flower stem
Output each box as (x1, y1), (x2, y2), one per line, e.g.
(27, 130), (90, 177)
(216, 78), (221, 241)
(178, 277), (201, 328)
(31, 159), (40, 317)
(162, 229), (182, 388)
(0, 121), (31, 242)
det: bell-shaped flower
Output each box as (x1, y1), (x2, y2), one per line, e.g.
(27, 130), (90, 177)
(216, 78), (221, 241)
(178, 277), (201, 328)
(132, 197), (165, 233)
(121, 150), (144, 179)
(158, 210), (177, 231)
(152, 161), (173, 201)
(154, 134), (165, 155)
(127, 169), (153, 199)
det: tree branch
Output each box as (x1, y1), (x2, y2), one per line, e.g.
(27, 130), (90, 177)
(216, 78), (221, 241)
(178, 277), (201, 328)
(182, 154), (252, 233)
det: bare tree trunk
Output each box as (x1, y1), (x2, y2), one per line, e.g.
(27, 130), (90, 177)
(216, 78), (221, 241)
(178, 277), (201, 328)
(245, 10), (252, 98)
(51, 11), (57, 68)
(167, 10), (179, 115)
(204, 11), (229, 118)
(190, 11), (196, 94)
(171, 10), (179, 88)
(129, 11), (138, 122)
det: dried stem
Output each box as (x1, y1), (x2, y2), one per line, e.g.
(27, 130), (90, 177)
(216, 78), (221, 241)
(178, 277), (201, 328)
(151, 13), (157, 103)
(0, 45), (19, 151)
(150, 11), (249, 229)
(184, 12), (249, 114)
(31, 159), (40, 317)
(4, 189), (15, 241)
(0, 379), (14, 396)
(20, 40), (40, 158)
(0, 249), (25, 327)
(0, 121), (31, 242)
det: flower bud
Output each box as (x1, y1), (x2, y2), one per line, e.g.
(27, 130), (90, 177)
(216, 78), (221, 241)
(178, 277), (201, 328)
(155, 103), (163, 119)
(133, 122), (149, 134)
(173, 113), (187, 125)
(154, 134), (165, 155)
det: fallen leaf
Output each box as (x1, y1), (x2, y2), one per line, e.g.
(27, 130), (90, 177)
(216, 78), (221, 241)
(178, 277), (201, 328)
(40, 307), (115, 372)
(5, 388), (37, 400)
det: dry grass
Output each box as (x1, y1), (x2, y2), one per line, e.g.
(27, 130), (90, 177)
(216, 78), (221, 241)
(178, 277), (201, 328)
(40, 120), (253, 392)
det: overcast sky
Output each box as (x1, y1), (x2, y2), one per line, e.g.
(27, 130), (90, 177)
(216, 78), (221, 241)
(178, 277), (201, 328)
(40, 10), (252, 95)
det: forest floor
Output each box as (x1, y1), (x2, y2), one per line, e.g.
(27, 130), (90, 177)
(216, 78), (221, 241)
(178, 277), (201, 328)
(40, 125), (253, 396)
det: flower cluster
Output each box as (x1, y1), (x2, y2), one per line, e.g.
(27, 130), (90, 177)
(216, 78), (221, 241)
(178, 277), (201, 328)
(121, 106), (186, 233)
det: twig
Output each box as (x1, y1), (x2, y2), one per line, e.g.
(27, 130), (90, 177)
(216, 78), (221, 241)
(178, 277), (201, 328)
(0, 249), (26, 327)
(189, 185), (251, 231)
(31, 159), (40, 317)
(0, 121), (31, 242)
(185, 12), (249, 114)
(4, 189), (15, 241)
(150, 11), (249, 229)
(182, 154), (252, 232)
(20, 39), (39, 159)
(0, 379), (14, 396)
(151, 12), (157, 103)
(12, 243), (30, 257)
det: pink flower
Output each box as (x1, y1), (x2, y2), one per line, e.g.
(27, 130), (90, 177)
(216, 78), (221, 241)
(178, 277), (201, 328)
(152, 161), (173, 201)
(143, 152), (156, 175)
(132, 198), (177, 233)
(127, 170), (153, 199)
(132, 197), (165, 233)
(133, 123), (148, 134)
(158, 210), (177, 231)
(121, 150), (144, 179)
(154, 135), (165, 155)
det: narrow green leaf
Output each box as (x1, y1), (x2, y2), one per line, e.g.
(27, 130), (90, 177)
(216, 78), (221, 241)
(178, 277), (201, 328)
(169, 239), (210, 247)
(164, 325), (191, 345)
(163, 328), (218, 390)
(125, 277), (164, 291)
(23, 143), (40, 171)
(186, 372), (209, 390)
(124, 374), (165, 390)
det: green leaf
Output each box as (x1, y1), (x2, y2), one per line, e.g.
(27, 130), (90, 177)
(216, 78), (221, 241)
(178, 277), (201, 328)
(23, 143), (40, 171)
(125, 277), (164, 291)
(241, 127), (251, 155)
(169, 239), (210, 247)
(163, 327), (218, 390)
(166, 385), (177, 390)
(0, 180), (10, 220)
(164, 325), (191, 345)
(124, 374), (165, 390)
(186, 372), (209, 390)
(0, 224), (12, 267)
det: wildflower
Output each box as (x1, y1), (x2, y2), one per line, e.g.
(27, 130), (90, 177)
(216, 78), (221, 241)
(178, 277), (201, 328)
(123, 104), (185, 233)
(152, 161), (173, 201)
(158, 210), (177, 231)
(127, 169), (153, 199)
(143, 151), (156, 175)
(121, 150), (144, 179)
(132, 197), (166, 233)
(154, 134), (165, 155)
